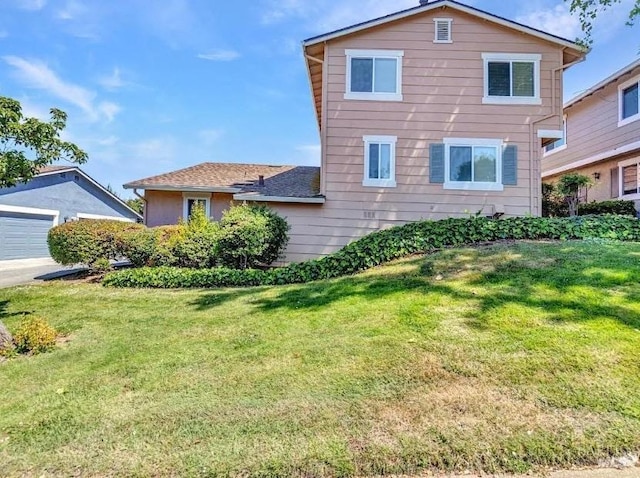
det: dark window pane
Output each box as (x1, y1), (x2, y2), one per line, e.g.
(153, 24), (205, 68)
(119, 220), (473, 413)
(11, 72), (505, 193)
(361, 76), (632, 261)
(450, 146), (472, 181)
(351, 58), (373, 93)
(369, 143), (380, 179)
(488, 62), (510, 96)
(188, 199), (206, 217)
(623, 164), (638, 195)
(623, 83), (639, 119)
(513, 62), (534, 97)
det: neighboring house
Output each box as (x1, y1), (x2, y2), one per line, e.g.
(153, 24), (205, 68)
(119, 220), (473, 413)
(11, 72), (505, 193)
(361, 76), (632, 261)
(542, 58), (640, 209)
(0, 165), (142, 262)
(124, 0), (585, 263)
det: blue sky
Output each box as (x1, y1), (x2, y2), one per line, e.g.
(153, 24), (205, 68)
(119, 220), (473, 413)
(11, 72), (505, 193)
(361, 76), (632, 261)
(1, 0), (639, 197)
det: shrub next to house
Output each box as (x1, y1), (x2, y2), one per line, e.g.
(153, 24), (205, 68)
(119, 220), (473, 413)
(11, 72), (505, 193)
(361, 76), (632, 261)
(103, 215), (640, 289)
(578, 200), (637, 217)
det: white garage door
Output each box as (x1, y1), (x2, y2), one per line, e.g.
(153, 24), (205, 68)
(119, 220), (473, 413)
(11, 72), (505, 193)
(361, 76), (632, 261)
(0, 208), (58, 261)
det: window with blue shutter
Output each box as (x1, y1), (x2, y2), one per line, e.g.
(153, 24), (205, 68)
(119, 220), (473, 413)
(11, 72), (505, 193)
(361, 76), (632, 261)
(502, 145), (518, 186)
(429, 143), (445, 183)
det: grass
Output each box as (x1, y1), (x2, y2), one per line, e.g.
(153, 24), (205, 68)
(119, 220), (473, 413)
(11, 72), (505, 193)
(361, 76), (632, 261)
(1, 240), (640, 477)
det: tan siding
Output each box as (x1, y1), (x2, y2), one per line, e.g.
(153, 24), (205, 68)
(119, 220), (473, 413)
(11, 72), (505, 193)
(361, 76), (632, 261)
(542, 65), (640, 175)
(145, 190), (183, 227)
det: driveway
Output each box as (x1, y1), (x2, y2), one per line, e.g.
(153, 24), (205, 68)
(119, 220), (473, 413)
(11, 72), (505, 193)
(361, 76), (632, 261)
(0, 258), (86, 288)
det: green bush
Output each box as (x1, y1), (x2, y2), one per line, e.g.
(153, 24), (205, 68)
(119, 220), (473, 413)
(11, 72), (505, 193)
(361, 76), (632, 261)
(13, 316), (58, 355)
(217, 204), (288, 269)
(48, 220), (144, 269)
(542, 183), (568, 217)
(103, 215), (640, 289)
(578, 200), (637, 217)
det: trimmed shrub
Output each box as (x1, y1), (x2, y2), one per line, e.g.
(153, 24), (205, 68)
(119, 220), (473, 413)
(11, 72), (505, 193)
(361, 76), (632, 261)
(48, 220), (144, 269)
(103, 215), (640, 289)
(542, 182), (568, 217)
(578, 200), (637, 217)
(13, 316), (57, 355)
(217, 204), (288, 269)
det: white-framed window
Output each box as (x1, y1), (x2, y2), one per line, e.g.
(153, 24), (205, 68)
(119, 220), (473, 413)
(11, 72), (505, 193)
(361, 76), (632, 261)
(363, 135), (397, 187)
(444, 138), (504, 191)
(618, 157), (640, 199)
(544, 115), (567, 156)
(433, 18), (453, 43)
(182, 194), (211, 220)
(345, 49), (403, 102)
(482, 53), (541, 105)
(619, 74), (640, 127)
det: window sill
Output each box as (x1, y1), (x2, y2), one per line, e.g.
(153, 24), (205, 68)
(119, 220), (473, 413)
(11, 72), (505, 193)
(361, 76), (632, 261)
(345, 92), (403, 102)
(618, 193), (640, 201)
(443, 182), (504, 192)
(433, 40), (453, 44)
(363, 179), (397, 188)
(482, 96), (542, 105)
(618, 114), (640, 128)
(543, 144), (567, 157)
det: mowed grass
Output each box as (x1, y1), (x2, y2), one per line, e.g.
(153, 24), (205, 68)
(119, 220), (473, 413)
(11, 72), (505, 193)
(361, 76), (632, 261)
(1, 240), (640, 477)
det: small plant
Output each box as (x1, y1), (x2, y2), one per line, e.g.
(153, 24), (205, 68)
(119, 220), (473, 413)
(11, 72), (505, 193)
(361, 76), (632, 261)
(557, 173), (593, 216)
(13, 316), (58, 355)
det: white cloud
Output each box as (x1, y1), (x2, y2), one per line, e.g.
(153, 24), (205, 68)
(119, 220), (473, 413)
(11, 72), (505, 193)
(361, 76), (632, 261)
(198, 128), (224, 145)
(98, 67), (126, 90)
(198, 50), (240, 61)
(3, 56), (120, 123)
(516, 3), (582, 40)
(14, 0), (46, 11)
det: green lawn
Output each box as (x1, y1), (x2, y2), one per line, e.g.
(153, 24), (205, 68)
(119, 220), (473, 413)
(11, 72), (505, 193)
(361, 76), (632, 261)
(1, 240), (640, 477)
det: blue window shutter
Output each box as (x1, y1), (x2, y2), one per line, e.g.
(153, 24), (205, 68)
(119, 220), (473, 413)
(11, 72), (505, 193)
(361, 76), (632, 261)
(430, 143), (445, 183)
(502, 145), (517, 185)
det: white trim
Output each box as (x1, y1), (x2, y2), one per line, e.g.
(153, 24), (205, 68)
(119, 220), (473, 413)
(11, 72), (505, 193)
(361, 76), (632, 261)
(125, 185), (243, 193)
(37, 167), (142, 221)
(542, 140), (640, 178)
(443, 138), (504, 192)
(618, 157), (640, 198)
(363, 135), (397, 188)
(76, 212), (134, 222)
(182, 195), (212, 220)
(618, 73), (640, 127)
(302, 1), (584, 52)
(543, 115), (568, 157)
(232, 194), (325, 204)
(482, 53), (541, 105)
(538, 129), (563, 139)
(0, 204), (59, 226)
(345, 49), (403, 102)
(433, 18), (453, 43)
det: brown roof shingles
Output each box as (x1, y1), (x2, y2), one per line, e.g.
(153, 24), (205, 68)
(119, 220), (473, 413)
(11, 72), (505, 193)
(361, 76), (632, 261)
(124, 162), (322, 198)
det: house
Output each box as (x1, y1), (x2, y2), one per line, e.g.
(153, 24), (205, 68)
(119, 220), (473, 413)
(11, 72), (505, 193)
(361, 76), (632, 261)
(0, 165), (142, 262)
(124, 0), (585, 263)
(542, 58), (640, 209)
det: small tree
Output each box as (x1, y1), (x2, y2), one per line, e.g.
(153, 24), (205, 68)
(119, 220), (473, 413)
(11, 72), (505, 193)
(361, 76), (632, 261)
(557, 173), (593, 216)
(0, 97), (88, 188)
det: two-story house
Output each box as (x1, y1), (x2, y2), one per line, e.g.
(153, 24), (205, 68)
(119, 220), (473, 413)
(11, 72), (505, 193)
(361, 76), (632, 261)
(124, 0), (585, 263)
(542, 58), (640, 209)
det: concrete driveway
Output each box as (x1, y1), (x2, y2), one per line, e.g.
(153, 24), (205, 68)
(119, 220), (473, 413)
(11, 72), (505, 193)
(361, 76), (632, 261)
(0, 258), (86, 288)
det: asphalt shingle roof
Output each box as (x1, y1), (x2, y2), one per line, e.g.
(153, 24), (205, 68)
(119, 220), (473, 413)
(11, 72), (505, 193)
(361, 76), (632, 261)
(124, 162), (322, 198)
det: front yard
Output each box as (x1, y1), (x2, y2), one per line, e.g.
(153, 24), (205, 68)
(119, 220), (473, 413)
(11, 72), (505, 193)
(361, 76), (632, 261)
(1, 240), (639, 476)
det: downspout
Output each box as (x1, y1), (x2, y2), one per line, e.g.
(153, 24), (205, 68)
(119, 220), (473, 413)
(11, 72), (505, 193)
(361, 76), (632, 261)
(133, 188), (147, 225)
(528, 52), (586, 215)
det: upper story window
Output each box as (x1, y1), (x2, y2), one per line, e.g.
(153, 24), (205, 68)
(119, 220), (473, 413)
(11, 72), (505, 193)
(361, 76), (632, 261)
(363, 135), (397, 187)
(433, 18), (453, 43)
(444, 138), (504, 191)
(544, 115), (567, 155)
(482, 53), (541, 105)
(345, 49), (403, 102)
(619, 74), (640, 127)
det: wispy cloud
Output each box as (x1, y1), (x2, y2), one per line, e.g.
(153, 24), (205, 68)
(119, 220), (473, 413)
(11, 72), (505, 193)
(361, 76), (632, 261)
(198, 128), (225, 145)
(0, 31), (9, 39)
(98, 67), (127, 90)
(516, 3), (581, 40)
(3, 55), (120, 122)
(198, 50), (240, 62)
(14, 0), (46, 11)
(296, 144), (321, 165)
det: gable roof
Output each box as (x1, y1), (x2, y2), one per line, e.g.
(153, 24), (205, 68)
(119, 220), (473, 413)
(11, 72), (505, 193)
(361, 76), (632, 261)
(36, 165), (143, 220)
(302, 0), (587, 130)
(564, 57), (640, 109)
(124, 162), (324, 203)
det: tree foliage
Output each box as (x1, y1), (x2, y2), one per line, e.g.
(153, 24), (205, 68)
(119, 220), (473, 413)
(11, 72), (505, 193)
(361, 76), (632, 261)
(126, 198), (144, 215)
(557, 173), (593, 217)
(567, 0), (640, 45)
(0, 96), (88, 188)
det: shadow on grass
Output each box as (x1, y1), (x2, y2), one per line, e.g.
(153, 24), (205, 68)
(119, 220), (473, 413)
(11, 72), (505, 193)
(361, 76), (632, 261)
(0, 300), (27, 321)
(189, 242), (640, 330)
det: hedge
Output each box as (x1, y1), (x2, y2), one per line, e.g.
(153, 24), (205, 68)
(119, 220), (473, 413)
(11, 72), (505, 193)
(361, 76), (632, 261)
(103, 215), (640, 289)
(578, 200), (637, 217)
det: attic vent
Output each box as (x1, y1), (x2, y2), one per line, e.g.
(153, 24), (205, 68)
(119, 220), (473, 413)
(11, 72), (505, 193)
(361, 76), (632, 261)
(433, 18), (452, 43)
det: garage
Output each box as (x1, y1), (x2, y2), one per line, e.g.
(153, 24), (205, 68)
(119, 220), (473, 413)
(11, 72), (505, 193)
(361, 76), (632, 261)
(0, 207), (58, 261)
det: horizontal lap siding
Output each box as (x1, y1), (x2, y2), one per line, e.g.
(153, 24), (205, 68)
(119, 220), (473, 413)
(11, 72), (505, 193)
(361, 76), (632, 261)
(542, 65), (640, 174)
